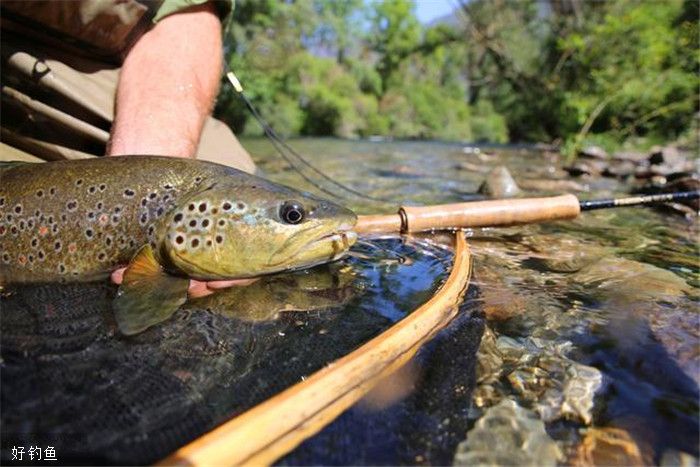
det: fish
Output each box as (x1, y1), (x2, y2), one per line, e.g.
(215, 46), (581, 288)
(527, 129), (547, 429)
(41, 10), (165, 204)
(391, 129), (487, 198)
(162, 262), (358, 331)
(0, 156), (357, 334)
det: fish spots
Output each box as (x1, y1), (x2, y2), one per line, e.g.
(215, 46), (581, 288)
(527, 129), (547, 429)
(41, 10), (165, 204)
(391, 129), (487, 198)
(201, 219), (210, 228)
(198, 202), (207, 213)
(139, 212), (148, 226)
(215, 235), (223, 244)
(37, 250), (45, 261)
(237, 202), (246, 210)
(36, 189), (44, 198)
(54, 241), (62, 252)
(88, 186), (97, 194)
(38, 226), (49, 236)
(163, 183), (173, 190)
(58, 263), (66, 274)
(98, 213), (110, 226)
(206, 239), (212, 247)
(68, 242), (77, 254)
(141, 198), (148, 207)
(85, 228), (94, 239)
(66, 200), (78, 211)
(75, 179), (83, 187)
(156, 207), (165, 217)
(49, 187), (56, 196)
(0, 225), (5, 236)
(97, 252), (107, 262)
(0, 197), (4, 207)
(175, 235), (184, 245)
(99, 184), (106, 192)
(149, 192), (157, 200)
(190, 238), (200, 248)
(124, 189), (135, 198)
(218, 219), (225, 227)
(174, 213), (183, 223)
(18, 254), (27, 266)
(189, 219), (197, 228)
(2, 252), (10, 263)
(31, 237), (38, 248)
(14, 204), (22, 214)
(222, 202), (232, 211)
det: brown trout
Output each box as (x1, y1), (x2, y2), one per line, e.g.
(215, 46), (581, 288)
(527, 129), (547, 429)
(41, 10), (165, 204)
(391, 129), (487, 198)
(0, 156), (357, 334)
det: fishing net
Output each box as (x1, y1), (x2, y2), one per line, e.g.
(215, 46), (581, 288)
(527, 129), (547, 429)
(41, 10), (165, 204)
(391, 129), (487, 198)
(1, 238), (483, 465)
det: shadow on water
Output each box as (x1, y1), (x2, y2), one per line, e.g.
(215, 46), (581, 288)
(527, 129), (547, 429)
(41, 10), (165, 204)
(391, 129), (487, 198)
(1, 238), (465, 465)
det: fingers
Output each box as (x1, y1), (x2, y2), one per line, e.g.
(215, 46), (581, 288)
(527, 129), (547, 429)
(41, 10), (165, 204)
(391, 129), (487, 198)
(110, 267), (258, 298)
(188, 278), (260, 298)
(111, 268), (126, 284)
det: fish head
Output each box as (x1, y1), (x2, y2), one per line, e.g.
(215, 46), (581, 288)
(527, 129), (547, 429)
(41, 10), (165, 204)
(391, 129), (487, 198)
(160, 178), (357, 279)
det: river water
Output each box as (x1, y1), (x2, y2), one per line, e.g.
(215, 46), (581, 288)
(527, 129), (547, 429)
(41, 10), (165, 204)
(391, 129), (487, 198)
(1, 138), (697, 465)
(244, 138), (699, 465)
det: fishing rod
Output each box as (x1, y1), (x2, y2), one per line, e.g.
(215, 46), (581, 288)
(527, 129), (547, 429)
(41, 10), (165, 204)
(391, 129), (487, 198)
(226, 71), (395, 206)
(355, 191), (700, 234)
(224, 71), (699, 233)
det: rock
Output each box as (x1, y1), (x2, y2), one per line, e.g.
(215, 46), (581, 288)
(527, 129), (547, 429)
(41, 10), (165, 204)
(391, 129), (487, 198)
(517, 178), (588, 193)
(526, 236), (605, 273)
(559, 363), (603, 424)
(454, 399), (562, 466)
(660, 449), (699, 467)
(612, 151), (647, 163)
(649, 145), (683, 166)
(478, 166), (522, 198)
(536, 359), (603, 425)
(579, 145), (608, 160)
(474, 267), (528, 321)
(602, 160), (636, 179)
(564, 160), (607, 177)
(573, 257), (692, 303)
(571, 427), (645, 466)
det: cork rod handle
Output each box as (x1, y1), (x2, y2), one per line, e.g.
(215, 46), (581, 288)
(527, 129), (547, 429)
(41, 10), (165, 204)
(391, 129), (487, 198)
(355, 194), (581, 234)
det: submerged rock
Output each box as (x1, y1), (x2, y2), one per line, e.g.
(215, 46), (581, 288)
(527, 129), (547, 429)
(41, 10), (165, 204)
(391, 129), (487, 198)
(537, 362), (603, 425)
(660, 449), (700, 467)
(573, 257), (693, 303)
(478, 166), (522, 198)
(571, 427), (645, 467)
(453, 399), (562, 466)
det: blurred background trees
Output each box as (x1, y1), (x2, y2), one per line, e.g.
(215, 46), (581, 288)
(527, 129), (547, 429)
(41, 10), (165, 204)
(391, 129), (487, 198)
(215, 0), (699, 151)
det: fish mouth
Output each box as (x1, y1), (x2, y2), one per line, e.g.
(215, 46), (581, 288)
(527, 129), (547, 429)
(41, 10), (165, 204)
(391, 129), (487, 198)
(268, 222), (358, 268)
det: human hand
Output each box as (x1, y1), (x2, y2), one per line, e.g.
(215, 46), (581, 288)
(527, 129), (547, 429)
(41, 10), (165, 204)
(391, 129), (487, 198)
(110, 267), (258, 298)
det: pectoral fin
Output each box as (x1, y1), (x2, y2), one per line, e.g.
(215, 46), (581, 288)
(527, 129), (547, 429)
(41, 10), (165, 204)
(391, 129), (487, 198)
(113, 244), (189, 335)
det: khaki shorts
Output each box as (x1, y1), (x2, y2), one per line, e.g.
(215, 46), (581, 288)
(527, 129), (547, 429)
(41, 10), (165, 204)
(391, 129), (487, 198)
(1, 37), (256, 173)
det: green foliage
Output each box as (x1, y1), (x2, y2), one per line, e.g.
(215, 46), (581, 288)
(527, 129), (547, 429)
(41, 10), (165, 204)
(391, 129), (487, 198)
(215, 0), (698, 149)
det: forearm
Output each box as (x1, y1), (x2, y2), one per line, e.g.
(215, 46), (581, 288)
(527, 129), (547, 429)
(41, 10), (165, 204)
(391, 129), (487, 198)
(107, 3), (223, 157)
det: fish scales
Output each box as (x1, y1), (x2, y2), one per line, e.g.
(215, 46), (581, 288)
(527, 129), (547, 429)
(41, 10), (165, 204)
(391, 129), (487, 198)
(0, 157), (213, 282)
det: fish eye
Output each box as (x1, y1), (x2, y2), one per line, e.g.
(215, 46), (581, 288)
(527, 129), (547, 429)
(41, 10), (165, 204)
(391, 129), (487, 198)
(280, 201), (305, 225)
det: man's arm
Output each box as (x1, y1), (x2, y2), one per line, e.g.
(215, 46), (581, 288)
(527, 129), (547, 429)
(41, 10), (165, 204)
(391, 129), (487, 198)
(107, 2), (223, 157)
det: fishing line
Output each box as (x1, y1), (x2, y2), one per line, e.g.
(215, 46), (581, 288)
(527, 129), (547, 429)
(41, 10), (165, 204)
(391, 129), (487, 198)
(226, 70), (397, 206)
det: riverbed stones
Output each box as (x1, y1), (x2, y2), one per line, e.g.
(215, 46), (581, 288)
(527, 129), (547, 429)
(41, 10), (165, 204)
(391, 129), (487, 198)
(478, 166), (522, 198)
(571, 427), (644, 467)
(579, 145), (609, 160)
(453, 399), (562, 466)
